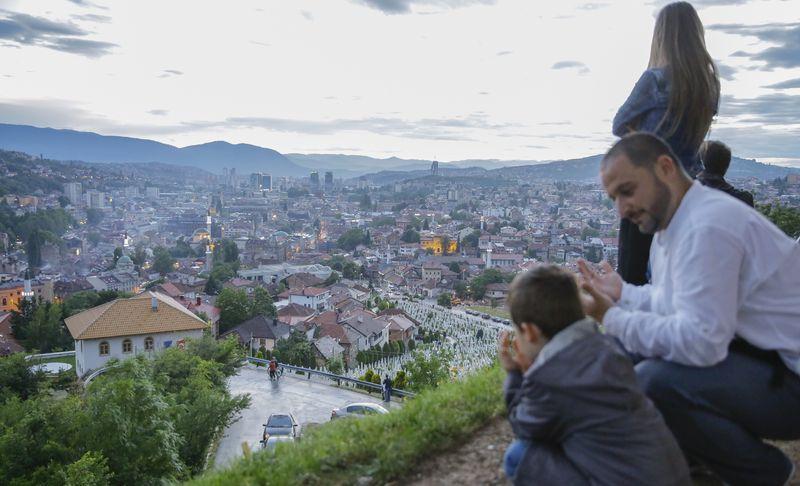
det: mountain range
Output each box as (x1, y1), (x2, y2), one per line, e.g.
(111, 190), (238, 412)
(0, 123), (796, 181)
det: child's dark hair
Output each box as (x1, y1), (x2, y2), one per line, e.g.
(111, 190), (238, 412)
(507, 265), (585, 339)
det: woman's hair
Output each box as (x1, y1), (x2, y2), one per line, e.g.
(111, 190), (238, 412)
(649, 1), (720, 149)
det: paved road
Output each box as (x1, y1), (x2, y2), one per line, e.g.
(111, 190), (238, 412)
(213, 364), (393, 469)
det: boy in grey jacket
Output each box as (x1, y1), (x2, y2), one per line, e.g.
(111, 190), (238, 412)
(500, 265), (689, 485)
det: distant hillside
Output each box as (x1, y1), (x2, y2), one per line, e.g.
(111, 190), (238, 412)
(360, 154), (798, 184)
(286, 153), (520, 177)
(0, 124), (304, 176)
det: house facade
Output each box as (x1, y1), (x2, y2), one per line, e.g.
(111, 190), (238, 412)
(66, 291), (208, 378)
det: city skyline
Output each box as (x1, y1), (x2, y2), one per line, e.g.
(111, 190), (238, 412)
(0, 0), (798, 165)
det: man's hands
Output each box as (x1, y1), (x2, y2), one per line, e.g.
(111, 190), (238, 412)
(498, 330), (534, 373)
(577, 259), (621, 323)
(577, 259), (622, 302)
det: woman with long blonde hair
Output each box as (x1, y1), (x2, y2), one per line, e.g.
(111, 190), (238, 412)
(612, 1), (720, 285)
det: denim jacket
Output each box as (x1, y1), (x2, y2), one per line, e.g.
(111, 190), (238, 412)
(613, 68), (713, 177)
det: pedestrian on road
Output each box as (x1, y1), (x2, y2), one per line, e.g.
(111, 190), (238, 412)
(268, 358), (278, 381)
(382, 374), (393, 402)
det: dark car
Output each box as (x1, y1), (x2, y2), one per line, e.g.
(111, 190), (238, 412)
(261, 413), (298, 447)
(481, 313), (491, 319)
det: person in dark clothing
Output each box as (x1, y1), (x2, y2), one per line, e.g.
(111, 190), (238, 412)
(382, 374), (393, 402)
(500, 265), (689, 485)
(698, 140), (754, 207)
(612, 2), (720, 285)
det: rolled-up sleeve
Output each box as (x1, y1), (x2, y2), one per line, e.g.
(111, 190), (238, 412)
(603, 228), (743, 367)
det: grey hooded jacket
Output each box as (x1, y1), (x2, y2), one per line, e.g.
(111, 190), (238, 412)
(505, 319), (690, 486)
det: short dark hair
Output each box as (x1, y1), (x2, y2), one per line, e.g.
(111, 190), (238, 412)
(507, 265), (585, 339)
(602, 132), (686, 176)
(699, 140), (731, 176)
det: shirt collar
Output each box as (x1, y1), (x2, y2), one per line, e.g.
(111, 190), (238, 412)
(656, 180), (702, 247)
(526, 318), (598, 375)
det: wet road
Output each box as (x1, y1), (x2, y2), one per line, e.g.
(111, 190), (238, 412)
(213, 364), (393, 469)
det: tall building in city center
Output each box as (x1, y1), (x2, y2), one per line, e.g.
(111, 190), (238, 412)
(64, 182), (82, 205)
(250, 173), (262, 189)
(324, 171), (333, 187)
(310, 171), (320, 187)
(262, 173), (272, 191)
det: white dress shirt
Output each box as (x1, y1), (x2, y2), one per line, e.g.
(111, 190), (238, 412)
(604, 181), (800, 375)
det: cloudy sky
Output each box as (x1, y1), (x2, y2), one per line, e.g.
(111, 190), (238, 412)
(0, 0), (798, 164)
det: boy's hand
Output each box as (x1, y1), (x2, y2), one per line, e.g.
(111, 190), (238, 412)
(578, 259), (622, 302)
(498, 330), (519, 372)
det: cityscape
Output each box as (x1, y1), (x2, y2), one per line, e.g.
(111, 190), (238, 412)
(1, 0), (800, 484)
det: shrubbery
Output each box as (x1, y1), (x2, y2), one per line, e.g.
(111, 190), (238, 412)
(0, 335), (249, 484)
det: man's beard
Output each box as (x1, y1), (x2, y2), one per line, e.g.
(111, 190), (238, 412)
(637, 178), (671, 234)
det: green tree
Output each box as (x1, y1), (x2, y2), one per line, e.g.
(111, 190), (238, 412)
(337, 228), (366, 251)
(204, 274), (222, 295)
(57, 195), (71, 208)
(437, 293), (452, 308)
(87, 232), (101, 248)
(447, 262), (461, 274)
(0, 352), (46, 401)
(131, 244), (147, 268)
(759, 203), (800, 239)
(401, 227), (420, 243)
(112, 247), (123, 265)
(359, 193), (372, 210)
(86, 208), (103, 226)
(213, 239), (240, 264)
(215, 288), (250, 334)
(327, 357), (344, 375)
(273, 330), (316, 368)
(83, 361), (184, 484)
(63, 451), (113, 486)
(250, 287), (276, 318)
(403, 348), (453, 392)
(323, 271), (341, 286)
(152, 246), (176, 276)
(21, 302), (71, 353)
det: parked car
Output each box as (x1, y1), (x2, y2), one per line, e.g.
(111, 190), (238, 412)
(331, 402), (389, 420)
(261, 413), (299, 446)
(491, 317), (503, 323)
(262, 435), (295, 451)
(481, 313), (491, 319)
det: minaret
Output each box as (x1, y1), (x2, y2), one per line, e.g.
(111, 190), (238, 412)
(22, 268), (34, 302)
(485, 248), (492, 269)
(205, 244), (213, 273)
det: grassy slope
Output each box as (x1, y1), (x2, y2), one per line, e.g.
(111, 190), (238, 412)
(188, 366), (505, 486)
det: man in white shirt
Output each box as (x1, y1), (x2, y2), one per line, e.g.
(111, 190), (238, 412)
(579, 133), (800, 485)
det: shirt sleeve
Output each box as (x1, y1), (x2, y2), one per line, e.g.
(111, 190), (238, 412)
(612, 70), (660, 137)
(603, 227), (743, 367)
(617, 282), (653, 311)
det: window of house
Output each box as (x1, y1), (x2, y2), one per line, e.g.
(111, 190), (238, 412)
(122, 339), (132, 353)
(99, 341), (110, 356)
(144, 337), (154, 351)
(2, 298), (6, 306)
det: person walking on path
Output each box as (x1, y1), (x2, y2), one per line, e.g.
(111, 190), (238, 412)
(612, 1), (720, 285)
(382, 374), (393, 402)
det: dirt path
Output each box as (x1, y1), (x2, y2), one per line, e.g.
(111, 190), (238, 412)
(403, 418), (800, 485)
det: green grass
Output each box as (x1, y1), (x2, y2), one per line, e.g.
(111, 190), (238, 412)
(188, 365), (506, 486)
(468, 305), (510, 320)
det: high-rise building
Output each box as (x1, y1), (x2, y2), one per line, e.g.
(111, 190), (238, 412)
(64, 182), (82, 205)
(310, 171), (320, 187)
(262, 174), (272, 191)
(324, 171), (334, 187)
(85, 190), (105, 209)
(249, 173), (262, 189)
(145, 186), (160, 200)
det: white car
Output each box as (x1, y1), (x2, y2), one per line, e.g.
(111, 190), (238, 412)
(331, 402), (389, 420)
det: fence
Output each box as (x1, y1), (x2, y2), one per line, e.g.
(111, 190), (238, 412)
(24, 350), (76, 361)
(246, 357), (416, 399)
